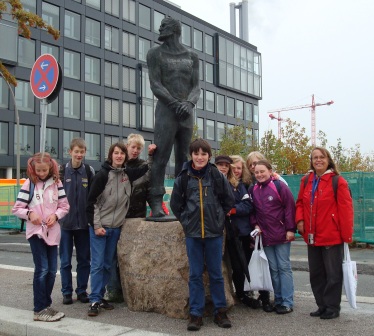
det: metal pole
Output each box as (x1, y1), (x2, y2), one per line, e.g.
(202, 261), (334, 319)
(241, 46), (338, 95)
(40, 98), (48, 154)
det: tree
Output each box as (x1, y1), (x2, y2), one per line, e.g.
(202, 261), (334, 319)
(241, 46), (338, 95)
(0, 0), (60, 86)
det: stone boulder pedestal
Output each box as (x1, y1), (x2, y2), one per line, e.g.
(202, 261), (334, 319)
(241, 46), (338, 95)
(117, 218), (234, 319)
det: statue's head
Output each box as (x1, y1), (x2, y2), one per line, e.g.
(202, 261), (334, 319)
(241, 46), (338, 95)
(158, 17), (181, 41)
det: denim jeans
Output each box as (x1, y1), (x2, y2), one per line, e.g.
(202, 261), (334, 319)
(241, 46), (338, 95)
(59, 228), (90, 296)
(28, 235), (58, 312)
(264, 242), (294, 308)
(89, 226), (121, 303)
(107, 251), (123, 294)
(185, 236), (227, 316)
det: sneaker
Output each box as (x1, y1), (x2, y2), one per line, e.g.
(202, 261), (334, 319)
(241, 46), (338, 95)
(77, 292), (89, 303)
(47, 307), (65, 319)
(276, 305), (293, 314)
(100, 298), (114, 310)
(88, 302), (100, 316)
(214, 309), (232, 328)
(62, 294), (73, 305)
(34, 307), (62, 322)
(187, 314), (203, 331)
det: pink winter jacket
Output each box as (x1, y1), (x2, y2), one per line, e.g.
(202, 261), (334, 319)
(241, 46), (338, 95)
(12, 177), (70, 246)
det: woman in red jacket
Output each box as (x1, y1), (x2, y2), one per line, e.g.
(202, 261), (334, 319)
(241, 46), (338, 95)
(296, 147), (353, 320)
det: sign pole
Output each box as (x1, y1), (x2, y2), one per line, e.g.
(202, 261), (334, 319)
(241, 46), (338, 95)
(40, 98), (48, 154)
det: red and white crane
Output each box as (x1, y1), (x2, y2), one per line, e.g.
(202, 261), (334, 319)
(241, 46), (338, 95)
(267, 94), (334, 146)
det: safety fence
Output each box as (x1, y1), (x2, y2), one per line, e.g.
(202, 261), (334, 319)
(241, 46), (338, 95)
(1, 173), (374, 243)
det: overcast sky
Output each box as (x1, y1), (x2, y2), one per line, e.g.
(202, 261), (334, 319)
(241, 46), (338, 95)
(170, 0), (374, 155)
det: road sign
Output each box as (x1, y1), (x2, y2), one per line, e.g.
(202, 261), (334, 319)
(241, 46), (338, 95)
(30, 54), (60, 99)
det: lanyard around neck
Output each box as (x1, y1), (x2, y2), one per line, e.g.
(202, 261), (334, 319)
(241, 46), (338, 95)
(310, 175), (320, 204)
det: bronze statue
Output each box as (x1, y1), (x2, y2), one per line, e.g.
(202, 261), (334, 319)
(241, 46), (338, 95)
(146, 17), (200, 218)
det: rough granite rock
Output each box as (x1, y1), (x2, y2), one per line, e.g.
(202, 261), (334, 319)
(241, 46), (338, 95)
(117, 218), (234, 319)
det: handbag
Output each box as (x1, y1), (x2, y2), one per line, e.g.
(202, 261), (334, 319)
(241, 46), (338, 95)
(248, 235), (273, 292)
(342, 242), (357, 309)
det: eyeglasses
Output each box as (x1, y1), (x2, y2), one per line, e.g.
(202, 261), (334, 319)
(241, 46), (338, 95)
(250, 161), (258, 166)
(312, 156), (326, 161)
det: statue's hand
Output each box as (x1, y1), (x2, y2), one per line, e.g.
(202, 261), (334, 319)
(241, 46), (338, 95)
(176, 101), (194, 121)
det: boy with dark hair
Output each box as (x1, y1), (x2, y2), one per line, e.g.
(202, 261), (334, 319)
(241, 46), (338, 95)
(170, 138), (235, 331)
(59, 138), (95, 305)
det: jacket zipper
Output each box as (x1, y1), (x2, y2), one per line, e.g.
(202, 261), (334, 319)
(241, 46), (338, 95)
(198, 178), (205, 238)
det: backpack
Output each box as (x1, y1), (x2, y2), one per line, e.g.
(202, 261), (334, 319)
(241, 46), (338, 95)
(303, 173), (352, 201)
(20, 180), (35, 232)
(249, 179), (283, 203)
(60, 163), (93, 192)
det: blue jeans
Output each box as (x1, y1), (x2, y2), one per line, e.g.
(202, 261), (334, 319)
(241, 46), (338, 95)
(28, 235), (58, 312)
(185, 236), (227, 317)
(107, 251), (123, 294)
(264, 242), (294, 308)
(89, 226), (121, 303)
(59, 228), (90, 296)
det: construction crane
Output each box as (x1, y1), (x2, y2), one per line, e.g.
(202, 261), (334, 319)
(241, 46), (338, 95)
(267, 94), (334, 146)
(269, 113), (285, 140)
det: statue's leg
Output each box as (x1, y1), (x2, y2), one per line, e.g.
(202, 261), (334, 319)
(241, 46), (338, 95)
(174, 115), (194, 177)
(149, 102), (177, 217)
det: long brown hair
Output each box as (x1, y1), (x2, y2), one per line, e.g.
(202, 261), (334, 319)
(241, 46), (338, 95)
(27, 152), (60, 184)
(230, 155), (251, 186)
(107, 142), (128, 167)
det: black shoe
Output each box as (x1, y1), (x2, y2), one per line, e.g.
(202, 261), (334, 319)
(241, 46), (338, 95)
(77, 292), (89, 303)
(187, 314), (203, 331)
(63, 294), (73, 305)
(320, 311), (339, 320)
(262, 302), (274, 313)
(310, 308), (325, 317)
(88, 302), (100, 316)
(276, 305), (293, 314)
(214, 309), (232, 328)
(240, 295), (259, 309)
(100, 298), (114, 310)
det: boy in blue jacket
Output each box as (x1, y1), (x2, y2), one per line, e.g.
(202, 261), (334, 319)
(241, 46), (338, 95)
(170, 138), (235, 331)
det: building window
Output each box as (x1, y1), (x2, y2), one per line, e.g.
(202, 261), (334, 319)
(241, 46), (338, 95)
(154, 11), (165, 33)
(123, 102), (136, 128)
(216, 94), (224, 115)
(196, 89), (204, 109)
(181, 24), (191, 47)
(197, 117), (204, 138)
(104, 98), (119, 125)
(85, 94), (100, 122)
(123, 0), (135, 23)
(139, 4), (151, 30)
(17, 124), (34, 156)
(226, 97), (235, 117)
(85, 133), (101, 161)
(253, 105), (259, 123)
(44, 128), (58, 157)
(64, 50), (80, 80)
(41, 43), (59, 61)
(139, 37), (150, 62)
(245, 102), (253, 121)
(105, 0), (119, 17)
(105, 135), (121, 156)
(0, 122), (8, 154)
(64, 90), (80, 119)
(236, 100), (244, 119)
(205, 34), (213, 55)
(18, 37), (35, 68)
(64, 10), (80, 41)
(85, 18), (100, 47)
(22, 0), (36, 13)
(104, 62), (119, 89)
(193, 29), (203, 51)
(206, 120), (215, 140)
(199, 60), (204, 81)
(205, 91), (215, 112)
(85, 56), (100, 84)
(205, 62), (213, 83)
(86, 0), (100, 10)
(15, 80), (34, 112)
(123, 66), (136, 92)
(123, 31), (136, 58)
(63, 130), (80, 158)
(105, 25), (119, 53)
(217, 122), (225, 141)
(47, 98), (58, 116)
(141, 68), (156, 130)
(42, 2), (59, 29)
(0, 78), (9, 108)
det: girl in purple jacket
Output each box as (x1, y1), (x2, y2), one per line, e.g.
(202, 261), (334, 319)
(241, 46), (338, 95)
(249, 160), (296, 314)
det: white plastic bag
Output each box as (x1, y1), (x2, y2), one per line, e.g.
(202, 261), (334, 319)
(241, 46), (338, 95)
(342, 242), (357, 309)
(248, 235), (273, 292)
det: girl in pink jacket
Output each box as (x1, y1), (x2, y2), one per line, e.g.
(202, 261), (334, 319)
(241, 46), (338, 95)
(12, 153), (70, 322)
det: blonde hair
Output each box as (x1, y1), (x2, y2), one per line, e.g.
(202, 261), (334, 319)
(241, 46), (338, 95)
(27, 153), (60, 184)
(230, 155), (251, 186)
(127, 133), (145, 149)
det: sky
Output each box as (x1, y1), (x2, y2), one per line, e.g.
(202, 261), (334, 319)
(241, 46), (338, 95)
(170, 0), (374, 155)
